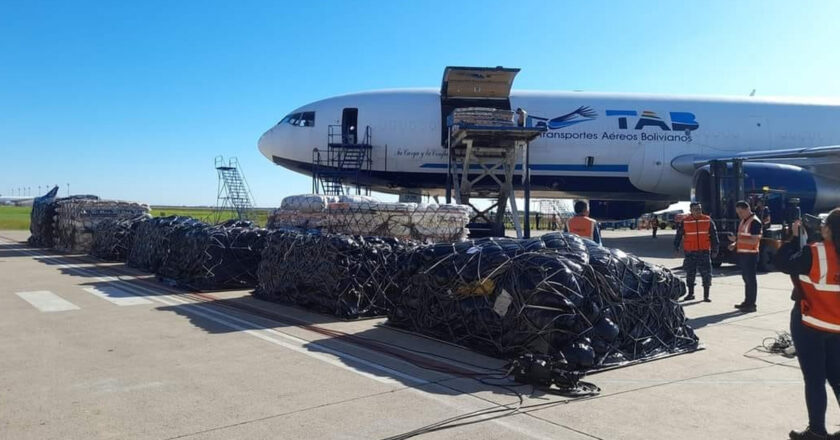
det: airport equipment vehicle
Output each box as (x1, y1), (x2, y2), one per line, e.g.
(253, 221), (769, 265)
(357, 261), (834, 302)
(693, 159), (789, 270)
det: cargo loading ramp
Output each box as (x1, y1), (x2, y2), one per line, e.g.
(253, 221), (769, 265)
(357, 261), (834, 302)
(444, 108), (545, 238)
(441, 66), (545, 238)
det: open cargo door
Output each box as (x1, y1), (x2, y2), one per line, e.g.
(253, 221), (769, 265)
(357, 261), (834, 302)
(441, 66), (520, 100)
(440, 66), (520, 144)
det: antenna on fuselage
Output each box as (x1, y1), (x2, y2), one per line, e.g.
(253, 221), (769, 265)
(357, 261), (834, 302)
(749, 89), (756, 97)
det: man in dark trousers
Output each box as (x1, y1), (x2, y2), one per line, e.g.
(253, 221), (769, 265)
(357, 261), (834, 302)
(728, 200), (763, 312)
(675, 202), (720, 302)
(651, 215), (659, 238)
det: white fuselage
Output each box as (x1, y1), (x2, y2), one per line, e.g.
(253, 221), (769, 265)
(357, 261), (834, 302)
(258, 89), (840, 201)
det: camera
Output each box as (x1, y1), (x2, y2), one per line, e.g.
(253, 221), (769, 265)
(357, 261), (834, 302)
(802, 214), (824, 242)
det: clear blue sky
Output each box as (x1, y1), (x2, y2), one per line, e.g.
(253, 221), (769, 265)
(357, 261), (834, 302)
(2, 1), (839, 206)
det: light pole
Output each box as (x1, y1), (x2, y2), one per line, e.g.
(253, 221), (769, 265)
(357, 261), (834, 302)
(67, 183), (70, 197)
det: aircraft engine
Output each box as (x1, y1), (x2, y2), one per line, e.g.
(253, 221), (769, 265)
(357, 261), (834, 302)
(692, 162), (840, 215)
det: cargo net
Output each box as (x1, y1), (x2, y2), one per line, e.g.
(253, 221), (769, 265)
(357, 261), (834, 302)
(267, 194), (471, 243)
(449, 107), (516, 127)
(90, 215), (151, 261)
(53, 199), (151, 253)
(27, 187), (99, 248)
(255, 231), (415, 319)
(157, 220), (268, 290)
(123, 216), (268, 290)
(127, 216), (207, 273)
(387, 232), (698, 373)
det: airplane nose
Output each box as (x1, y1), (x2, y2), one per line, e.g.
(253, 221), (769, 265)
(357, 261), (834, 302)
(257, 127), (275, 162)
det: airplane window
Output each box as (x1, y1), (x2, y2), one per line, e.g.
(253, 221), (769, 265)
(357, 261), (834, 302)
(278, 113), (296, 125)
(300, 111), (315, 127)
(278, 112), (314, 127)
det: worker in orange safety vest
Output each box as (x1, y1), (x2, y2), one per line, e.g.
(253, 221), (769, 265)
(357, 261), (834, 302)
(728, 200), (763, 312)
(774, 208), (840, 440)
(674, 202), (720, 302)
(566, 200), (601, 245)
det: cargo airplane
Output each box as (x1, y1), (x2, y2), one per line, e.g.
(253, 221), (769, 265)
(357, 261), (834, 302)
(258, 67), (840, 219)
(0, 195), (36, 206)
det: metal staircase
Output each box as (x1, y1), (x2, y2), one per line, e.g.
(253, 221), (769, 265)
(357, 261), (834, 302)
(214, 156), (256, 223)
(312, 125), (372, 196)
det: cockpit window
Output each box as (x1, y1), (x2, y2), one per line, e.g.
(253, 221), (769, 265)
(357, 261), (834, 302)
(278, 111), (315, 127)
(278, 113), (296, 125)
(300, 111), (315, 127)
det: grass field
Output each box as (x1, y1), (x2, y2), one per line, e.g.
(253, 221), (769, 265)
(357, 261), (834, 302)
(150, 207), (270, 226)
(0, 206), (33, 230)
(0, 205), (270, 230)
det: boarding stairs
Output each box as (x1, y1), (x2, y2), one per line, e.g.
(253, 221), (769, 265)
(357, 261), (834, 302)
(214, 156), (256, 222)
(312, 125), (373, 196)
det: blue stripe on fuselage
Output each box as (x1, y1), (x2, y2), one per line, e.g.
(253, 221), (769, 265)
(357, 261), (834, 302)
(419, 163), (629, 172)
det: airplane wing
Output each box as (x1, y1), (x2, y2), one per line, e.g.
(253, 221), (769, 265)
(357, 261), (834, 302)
(672, 145), (840, 175)
(697, 145), (840, 162)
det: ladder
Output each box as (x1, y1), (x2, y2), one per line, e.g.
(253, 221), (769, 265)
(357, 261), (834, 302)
(215, 156), (256, 222)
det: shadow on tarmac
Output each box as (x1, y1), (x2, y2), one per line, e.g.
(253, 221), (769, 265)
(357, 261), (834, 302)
(686, 310), (747, 330)
(0, 242), (53, 258)
(601, 233), (681, 259)
(670, 264), (744, 280)
(154, 295), (538, 400)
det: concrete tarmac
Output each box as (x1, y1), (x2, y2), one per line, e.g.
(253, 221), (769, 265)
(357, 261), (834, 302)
(1, 228), (838, 439)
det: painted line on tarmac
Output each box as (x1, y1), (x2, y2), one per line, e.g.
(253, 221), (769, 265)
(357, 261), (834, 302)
(83, 285), (154, 306)
(15, 290), (80, 312)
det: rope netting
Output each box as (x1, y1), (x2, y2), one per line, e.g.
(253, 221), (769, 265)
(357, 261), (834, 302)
(27, 188), (99, 248)
(387, 232), (697, 372)
(126, 216), (204, 273)
(251, 229), (697, 372)
(267, 194), (471, 242)
(53, 199), (150, 253)
(120, 216), (268, 290)
(91, 215), (151, 261)
(157, 220), (268, 290)
(255, 231), (415, 319)
(23, 192), (698, 374)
